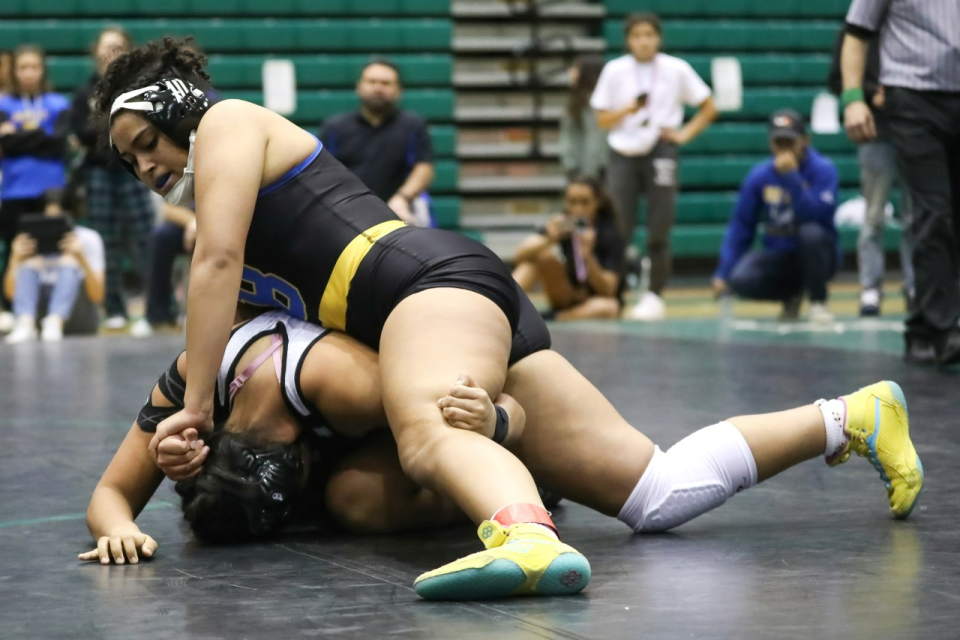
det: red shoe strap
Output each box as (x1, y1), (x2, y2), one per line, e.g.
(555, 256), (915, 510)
(491, 503), (558, 538)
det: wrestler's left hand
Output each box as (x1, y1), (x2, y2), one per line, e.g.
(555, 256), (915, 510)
(78, 524), (157, 565)
(156, 429), (210, 480)
(149, 409), (212, 464)
(437, 373), (497, 438)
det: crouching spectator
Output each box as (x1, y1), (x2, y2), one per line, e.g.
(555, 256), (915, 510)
(712, 110), (840, 323)
(512, 177), (626, 321)
(4, 208), (104, 343)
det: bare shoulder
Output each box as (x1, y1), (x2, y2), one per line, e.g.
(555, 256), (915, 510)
(196, 99), (268, 138)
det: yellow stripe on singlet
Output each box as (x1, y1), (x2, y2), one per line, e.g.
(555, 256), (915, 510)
(318, 220), (406, 330)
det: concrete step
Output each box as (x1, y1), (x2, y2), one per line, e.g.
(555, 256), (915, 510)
(459, 140), (560, 159)
(453, 35), (605, 53)
(453, 1), (605, 20)
(460, 173), (566, 193)
(456, 104), (565, 122)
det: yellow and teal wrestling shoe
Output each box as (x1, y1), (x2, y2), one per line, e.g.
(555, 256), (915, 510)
(414, 521), (591, 600)
(840, 381), (924, 519)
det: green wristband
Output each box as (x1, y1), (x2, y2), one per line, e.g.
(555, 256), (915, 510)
(842, 87), (865, 107)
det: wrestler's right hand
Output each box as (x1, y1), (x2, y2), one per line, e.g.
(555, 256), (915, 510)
(156, 428), (210, 481)
(149, 409), (211, 464)
(78, 523), (157, 565)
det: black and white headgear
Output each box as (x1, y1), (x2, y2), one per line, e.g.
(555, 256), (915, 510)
(109, 76), (211, 176)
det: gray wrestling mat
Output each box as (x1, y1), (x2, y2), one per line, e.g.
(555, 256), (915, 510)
(0, 329), (956, 639)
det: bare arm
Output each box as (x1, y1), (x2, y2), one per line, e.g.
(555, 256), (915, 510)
(162, 202), (196, 229)
(595, 105), (638, 130)
(395, 162), (435, 201)
(86, 423), (165, 540)
(582, 252), (619, 298)
(662, 96), (718, 145)
(512, 232), (555, 266)
(841, 33), (876, 141)
(183, 103), (264, 419)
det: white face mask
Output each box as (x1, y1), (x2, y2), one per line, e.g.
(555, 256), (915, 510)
(164, 131), (196, 206)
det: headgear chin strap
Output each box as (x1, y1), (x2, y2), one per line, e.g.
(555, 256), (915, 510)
(109, 76), (211, 182)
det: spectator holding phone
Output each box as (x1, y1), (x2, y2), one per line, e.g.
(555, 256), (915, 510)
(591, 13), (716, 321)
(0, 44), (70, 333)
(512, 177), (626, 321)
(4, 208), (105, 343)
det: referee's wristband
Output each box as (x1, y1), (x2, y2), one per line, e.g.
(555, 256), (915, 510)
(842, 87), (865, 108)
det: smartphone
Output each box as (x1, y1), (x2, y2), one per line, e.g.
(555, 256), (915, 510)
(635, 93), (648, 109)
(17, 213), (75, 255)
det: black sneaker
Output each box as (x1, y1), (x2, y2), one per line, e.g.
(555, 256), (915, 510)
(779, 294), (802, 322)
(934, 327), (960, 367)
(904, 333), (936, 365)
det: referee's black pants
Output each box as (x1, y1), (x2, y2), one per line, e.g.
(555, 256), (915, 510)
(885, 87), (960, 341)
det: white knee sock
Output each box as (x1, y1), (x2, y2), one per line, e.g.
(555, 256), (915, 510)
(618, 422), (758, 533)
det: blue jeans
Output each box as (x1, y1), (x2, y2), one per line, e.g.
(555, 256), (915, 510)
(729, 224), (837, 303)
(13, 262), (82, 319)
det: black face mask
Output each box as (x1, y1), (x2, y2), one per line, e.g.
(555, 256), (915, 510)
(235, 447), (304, 537)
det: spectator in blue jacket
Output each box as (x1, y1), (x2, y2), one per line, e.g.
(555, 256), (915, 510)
(0, 44), (70, 329)
(712, 110), (840, 322)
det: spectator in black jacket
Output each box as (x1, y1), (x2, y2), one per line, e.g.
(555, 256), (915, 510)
(70, 26), (157, 331)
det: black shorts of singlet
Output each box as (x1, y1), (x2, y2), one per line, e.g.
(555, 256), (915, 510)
(348, 227), (552, 365)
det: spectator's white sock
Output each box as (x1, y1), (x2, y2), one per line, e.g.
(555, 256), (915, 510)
(816, 398), (848, 461)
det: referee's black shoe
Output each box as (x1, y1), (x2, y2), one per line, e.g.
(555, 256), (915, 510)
(934, 327), (960, 367)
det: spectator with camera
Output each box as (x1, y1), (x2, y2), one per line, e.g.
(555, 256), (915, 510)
(0, 44), (71, 334)
(591, 12), (717, 321)
(712, 110), (839, 323)
(4, 204), (105, 344)
(512, 177), (626, 321)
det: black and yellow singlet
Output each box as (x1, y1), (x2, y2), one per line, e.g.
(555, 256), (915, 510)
(240, 138), (550, 363)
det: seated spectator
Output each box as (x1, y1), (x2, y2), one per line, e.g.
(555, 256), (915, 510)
(319, 59), (435, 226)
(131, 201), (195, 336)
(712, 110), (840, 322)
(0, 44), (71, 333)
(4, 206), (105, 343)
(512, 177), (626, 321)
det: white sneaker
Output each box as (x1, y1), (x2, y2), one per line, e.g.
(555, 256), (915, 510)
(104, 315), (127, 330)
(0, 311), (14, 333)
(809, 302), (834, 324)
(5, 316), (37, 344)
(629, 291), (667, 321)
(130, 318), (154, 338)
(40, 315), (63, 342)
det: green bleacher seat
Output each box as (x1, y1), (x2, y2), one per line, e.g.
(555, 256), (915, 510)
(429, 126), (456, 158)
(0, 0), (450, 17)
(431, 160), (458, 193)
(604, 0), (848, 18)
(0, 20), (452, 53)
(695, 88), (830, 120)
(430, 196), (461, 229)
(632, 225), (902, 258)
(605, 21), (839, 52)
(680, 155), (858, 189)
(223, 88), (454, 123)
(684, 54), (831, 86)
(47, 54), (452, 91)
(633, 225), (728, 257)
(686, 125), (855, 155)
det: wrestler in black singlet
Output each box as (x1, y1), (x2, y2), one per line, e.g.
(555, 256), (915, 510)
(238, 137), (551, 365)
